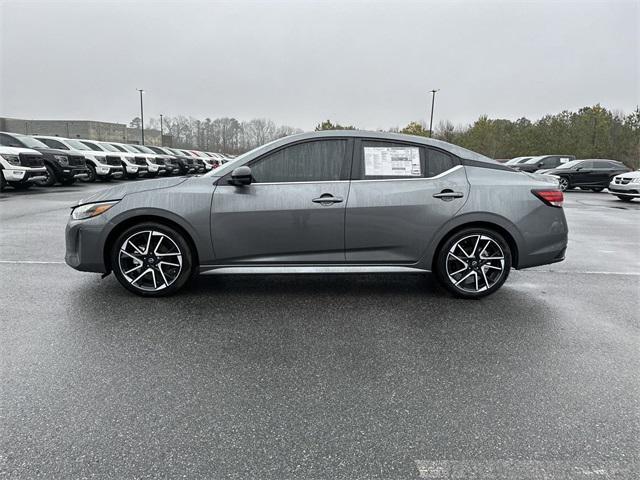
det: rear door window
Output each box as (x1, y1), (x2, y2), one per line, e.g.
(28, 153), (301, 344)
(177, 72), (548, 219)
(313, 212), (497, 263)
(354, 140), (458, 179)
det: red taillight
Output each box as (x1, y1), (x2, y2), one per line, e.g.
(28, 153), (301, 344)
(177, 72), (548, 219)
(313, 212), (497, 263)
(532, 189), (564, 207)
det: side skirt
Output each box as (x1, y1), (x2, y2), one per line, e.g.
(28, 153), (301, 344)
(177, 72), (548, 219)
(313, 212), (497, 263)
(199, 265), (430, 275)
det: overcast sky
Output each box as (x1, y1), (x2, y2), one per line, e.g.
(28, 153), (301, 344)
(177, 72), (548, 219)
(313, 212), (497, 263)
(1, 0), (638, 130)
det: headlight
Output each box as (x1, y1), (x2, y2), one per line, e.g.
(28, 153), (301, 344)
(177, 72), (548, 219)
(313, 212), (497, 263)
(1, 154), (21, 166)
(632, 177), (640, 184)
(71, 201), (119, 220)
(54, 155), (69, 165)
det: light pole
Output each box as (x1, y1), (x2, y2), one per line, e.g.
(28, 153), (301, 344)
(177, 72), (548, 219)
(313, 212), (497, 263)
(159, 114), (164, 146)
(136, 88), (145, 145)
(428, 89), (439, 138)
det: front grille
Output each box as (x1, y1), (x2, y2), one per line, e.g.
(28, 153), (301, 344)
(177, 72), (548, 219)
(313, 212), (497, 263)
(134, 156), (147, 166)
(68, 155), (85, 166)
(106, 156), (121, 166)
(18, 153), (45, 168)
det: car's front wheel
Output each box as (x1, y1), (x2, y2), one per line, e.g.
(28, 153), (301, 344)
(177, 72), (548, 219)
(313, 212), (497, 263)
(616, 195), (634, 202)
(111, 223), (194, 296)
(35, 164), (57, 187)
(84, 164), (97, 182)
(435, 228), (512, 299)
(590, 187), (604, 192)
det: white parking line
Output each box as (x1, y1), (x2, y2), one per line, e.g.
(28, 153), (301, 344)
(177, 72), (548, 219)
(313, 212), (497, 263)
(0, 260), (65, 264)
(415, 459), (638, 479)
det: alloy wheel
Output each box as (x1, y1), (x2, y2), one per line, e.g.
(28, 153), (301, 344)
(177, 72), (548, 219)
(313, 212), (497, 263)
(118, 230), (183, 292)
(558, 177), (569, 191)
(445, 234), (505, 293)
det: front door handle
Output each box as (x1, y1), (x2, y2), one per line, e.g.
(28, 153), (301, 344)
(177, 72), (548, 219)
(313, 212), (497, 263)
(433, 190), (464, 200)
(312, 194), (343, 205)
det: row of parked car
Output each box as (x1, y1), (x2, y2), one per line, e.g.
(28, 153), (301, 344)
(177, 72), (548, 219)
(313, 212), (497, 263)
(503, 154), (639, 201)
(0, 131), (234, 192)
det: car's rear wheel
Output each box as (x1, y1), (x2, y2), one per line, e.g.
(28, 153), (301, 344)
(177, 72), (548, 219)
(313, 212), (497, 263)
(558, 176), (570, 191)
(590, 187), (604, 192)
(616, 195), (634, 202)
(435, 228), (512, 299)
(0, 171), (6, 192)
(111, 222), (193, 297)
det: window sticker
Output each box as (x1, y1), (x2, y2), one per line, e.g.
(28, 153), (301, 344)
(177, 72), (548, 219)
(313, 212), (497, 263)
(364, 147), (421, 177)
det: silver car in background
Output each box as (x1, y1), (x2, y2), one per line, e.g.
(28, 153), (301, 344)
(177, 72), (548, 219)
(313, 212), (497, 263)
(65, 131), (568, 299)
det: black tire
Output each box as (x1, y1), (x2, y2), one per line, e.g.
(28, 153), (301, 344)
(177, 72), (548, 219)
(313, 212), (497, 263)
(61, 178), (76, 186)
(590, 187), (604, 192)
(35, 164), (57, 187)
(435, 227), (512, 299)
(616, 195), (634, 202)
(558, 176), (570, 191)
(8, 182), (31, 190)
(0, 171), (6, 192)
(111, 222), (194, 297)
(84, 163), (97, 182)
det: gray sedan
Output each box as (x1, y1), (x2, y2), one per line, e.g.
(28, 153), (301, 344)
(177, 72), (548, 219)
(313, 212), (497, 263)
(65, 131), (568, 299)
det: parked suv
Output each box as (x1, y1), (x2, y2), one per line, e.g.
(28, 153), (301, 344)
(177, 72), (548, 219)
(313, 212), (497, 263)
(0, 146), (47, 191)
(514, 155), (575, 173)
(110, 143), (162, 177)
(0, 132), (88, 186)
(76, 140), (145, 180)
(130, 145), (175, 176)
(34, 136), (123, 182)
(545, 159), (631, 191)
(145, 146), (193, 175)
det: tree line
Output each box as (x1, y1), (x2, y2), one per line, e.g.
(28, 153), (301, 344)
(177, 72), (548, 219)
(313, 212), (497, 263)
(137, 116), (303, 155)
(139, 105), (639, 168)
(395, 104), (639, 168)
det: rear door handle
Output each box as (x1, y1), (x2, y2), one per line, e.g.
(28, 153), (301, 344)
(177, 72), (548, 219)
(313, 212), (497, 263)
(312, 194), (343, 205)
(433, 191), (464, 200)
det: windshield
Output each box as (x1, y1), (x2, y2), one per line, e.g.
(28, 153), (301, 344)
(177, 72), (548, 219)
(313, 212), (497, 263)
(524, 157), (544, 164)
(16, 135), (49, 149)
(136, 145), (156, 154)
(120, 144), (141, 154)
(506, 157), (530, 164)
(555, 160), (582, 170)
(206, 142), (275, 176)
(97, 142), (119, 152)
(65, 139), (91, 151)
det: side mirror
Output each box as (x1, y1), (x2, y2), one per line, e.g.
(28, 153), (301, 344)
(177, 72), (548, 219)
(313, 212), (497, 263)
(230, 166), (252, 186)
(575, 167), (582, 171)
(538, 162), (544, 167)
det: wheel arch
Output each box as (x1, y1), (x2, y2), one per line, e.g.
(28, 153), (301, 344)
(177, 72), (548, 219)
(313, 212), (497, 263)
(427, 216), (521, 271)
(103, 214), (200, 273)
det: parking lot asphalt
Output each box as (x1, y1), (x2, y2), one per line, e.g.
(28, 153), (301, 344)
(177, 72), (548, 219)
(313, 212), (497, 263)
(1, 181), (639, 479)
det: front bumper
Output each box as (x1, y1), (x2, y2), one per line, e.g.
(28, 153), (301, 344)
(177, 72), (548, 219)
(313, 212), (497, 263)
(125, 165), (148, 175)
(96, 165), (124, 178)
(65, 216), (109, 273)
(59, 165), (90, 180)
(608, 183), (640, 197)
(2, 167), (47, 183)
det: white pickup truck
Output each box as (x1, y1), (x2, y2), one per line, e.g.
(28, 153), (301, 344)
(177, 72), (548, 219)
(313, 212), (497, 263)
(0, 146), (47, 191)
